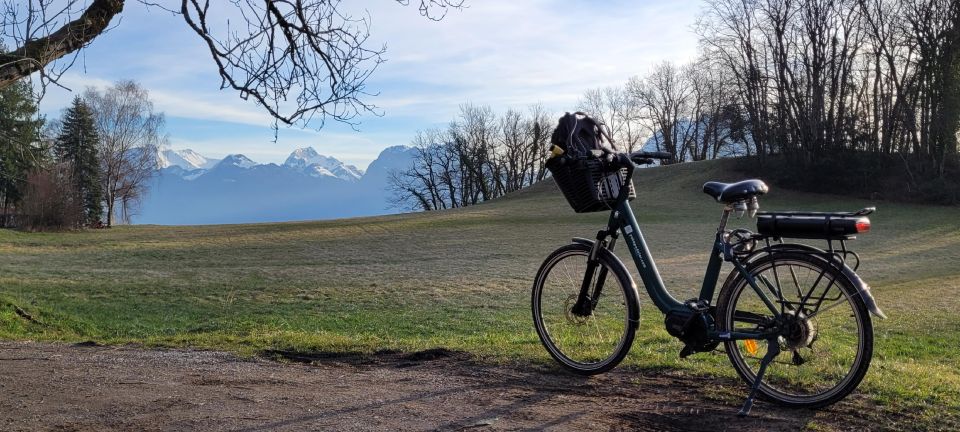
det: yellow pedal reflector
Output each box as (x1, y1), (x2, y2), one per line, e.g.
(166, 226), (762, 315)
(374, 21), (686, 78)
(744, 339), (759, 356)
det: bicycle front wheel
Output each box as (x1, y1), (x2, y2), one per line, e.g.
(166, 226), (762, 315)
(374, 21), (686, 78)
(531, 243), (639, 375)
(716, 252), (873, 408)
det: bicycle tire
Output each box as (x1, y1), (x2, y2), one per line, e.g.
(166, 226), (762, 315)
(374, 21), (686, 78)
(531, 243), (639, 375)
(716, 251), (873, 408)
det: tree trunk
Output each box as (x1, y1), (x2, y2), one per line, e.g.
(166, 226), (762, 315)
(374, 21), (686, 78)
(106, 190), (115, 227)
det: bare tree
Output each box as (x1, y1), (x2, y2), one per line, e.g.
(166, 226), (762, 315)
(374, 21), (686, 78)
(84, 80), (165, 226)
(450, 104), (498, 204)
(390, 104), (554, 211)
(697, 0), (774, 157)
(685, 57), (744, 160)
(628, 62), (695, 162)
(526, 103), (552, 184)
(578, 86), (644, 152)
(19, 163), (84, 231)
(0, 0), (463, 127)
(389, 128), (446, 211)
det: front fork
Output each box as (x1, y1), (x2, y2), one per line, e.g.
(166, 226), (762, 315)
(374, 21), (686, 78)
(572, 230), (618, 317)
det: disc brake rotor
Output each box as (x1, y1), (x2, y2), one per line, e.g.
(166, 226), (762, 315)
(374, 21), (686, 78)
(564, 294), (590, 325)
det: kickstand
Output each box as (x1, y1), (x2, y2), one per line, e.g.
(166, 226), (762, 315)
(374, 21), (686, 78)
(737, 337), (781, 417)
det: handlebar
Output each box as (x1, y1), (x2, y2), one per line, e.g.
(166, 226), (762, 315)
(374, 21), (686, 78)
(585, 149), (674, 167)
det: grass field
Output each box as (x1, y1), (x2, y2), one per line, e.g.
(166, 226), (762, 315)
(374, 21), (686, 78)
(2, 159), (958, 429)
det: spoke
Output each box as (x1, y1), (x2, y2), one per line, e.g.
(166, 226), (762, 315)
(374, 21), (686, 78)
(559, 262), (578, 297)
(771, 263), (785, 313)
(747, 275), (782, 316)
(789, 265), (803, 298)
(806, 298), (848, 319)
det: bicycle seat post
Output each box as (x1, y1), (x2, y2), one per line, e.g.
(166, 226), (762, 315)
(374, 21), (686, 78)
(717, 204), (734, 234)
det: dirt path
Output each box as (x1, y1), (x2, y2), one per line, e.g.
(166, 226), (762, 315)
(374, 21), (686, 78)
(0, 342), (870, 431)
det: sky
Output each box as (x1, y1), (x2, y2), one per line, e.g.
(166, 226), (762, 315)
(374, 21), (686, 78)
(34, 0), (702, 170)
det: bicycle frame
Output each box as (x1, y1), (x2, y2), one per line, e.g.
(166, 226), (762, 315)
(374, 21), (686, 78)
(578, 176), (784, 341)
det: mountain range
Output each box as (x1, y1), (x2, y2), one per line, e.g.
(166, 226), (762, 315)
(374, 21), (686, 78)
(138, 146), (417, 225)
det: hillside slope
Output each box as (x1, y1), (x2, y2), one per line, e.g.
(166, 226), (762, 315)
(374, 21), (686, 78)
(1, 158), (958, 429)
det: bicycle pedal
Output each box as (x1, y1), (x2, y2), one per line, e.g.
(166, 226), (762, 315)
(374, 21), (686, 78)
(679, 344), (696, 358)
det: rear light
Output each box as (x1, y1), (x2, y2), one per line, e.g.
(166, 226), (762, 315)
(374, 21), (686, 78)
(855, 218), (871, 233)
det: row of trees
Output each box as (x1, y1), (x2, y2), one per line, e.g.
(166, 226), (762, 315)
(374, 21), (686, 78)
(393, 0), (958, 208)
(577, 62), (751, 163)
(389, 104), (553, 211)
(578, 0), (959, 175)
(0, 80), (164, 230)
(696, 0), (959, 176)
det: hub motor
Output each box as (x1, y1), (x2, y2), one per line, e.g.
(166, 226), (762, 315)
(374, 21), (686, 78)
(780, 310), (817, 350)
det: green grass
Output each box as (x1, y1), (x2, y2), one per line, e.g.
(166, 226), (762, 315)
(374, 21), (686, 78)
(2, 158), (958, 429)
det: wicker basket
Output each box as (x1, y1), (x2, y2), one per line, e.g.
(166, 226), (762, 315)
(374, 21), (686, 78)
(547, 156), (636, 213)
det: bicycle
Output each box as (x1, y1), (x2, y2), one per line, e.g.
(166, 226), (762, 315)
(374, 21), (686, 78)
(531, 149), (886, 415)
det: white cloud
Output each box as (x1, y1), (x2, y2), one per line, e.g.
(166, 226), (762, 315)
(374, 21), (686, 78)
(36, 0), (704, 163)
(148, 90), (275, 126)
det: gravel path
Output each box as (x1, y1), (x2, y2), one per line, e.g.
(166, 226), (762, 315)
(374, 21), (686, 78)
(0, 342), (864, 431)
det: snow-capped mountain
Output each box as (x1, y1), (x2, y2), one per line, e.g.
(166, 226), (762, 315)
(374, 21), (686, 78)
(216, 154), (258, 169)
(155, 150), (170, 169)
(139, 146), (417, 224)
(284, 147), (363, 181)
(162, 149), (220, 170)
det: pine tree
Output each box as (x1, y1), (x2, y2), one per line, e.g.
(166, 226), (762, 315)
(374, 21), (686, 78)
(0, 78), (44, 224)
(55, 97), (103, 225)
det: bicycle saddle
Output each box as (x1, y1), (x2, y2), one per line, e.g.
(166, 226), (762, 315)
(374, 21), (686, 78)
(702, 179), (769, 204)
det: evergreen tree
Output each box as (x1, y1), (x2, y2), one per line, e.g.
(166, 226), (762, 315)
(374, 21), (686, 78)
(55, 97), (103, 225)
(0, 78), (44, 224)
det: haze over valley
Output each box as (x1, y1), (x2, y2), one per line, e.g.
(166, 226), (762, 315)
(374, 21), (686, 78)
(140, 146), (416, 224)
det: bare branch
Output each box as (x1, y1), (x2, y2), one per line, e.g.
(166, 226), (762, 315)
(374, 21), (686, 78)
(0, 0), (124, 91)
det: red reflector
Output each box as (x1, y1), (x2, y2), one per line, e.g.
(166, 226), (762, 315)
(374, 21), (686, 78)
(855, 219), (871, 233)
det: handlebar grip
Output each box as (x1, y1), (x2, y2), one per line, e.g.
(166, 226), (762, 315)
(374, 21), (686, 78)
(630, 151), (673, 160)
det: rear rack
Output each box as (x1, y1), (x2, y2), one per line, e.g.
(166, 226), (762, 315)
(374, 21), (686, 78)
(756, 236), (862, 271)
(750, 207), (874, 271)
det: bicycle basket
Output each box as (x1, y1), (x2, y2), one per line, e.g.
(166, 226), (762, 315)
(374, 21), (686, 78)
(547, 156), (636, 213)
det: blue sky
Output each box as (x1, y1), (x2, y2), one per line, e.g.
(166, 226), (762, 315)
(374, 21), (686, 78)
(36, 0), (702, 170)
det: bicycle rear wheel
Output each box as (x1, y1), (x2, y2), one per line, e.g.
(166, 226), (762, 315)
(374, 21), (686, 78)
(716, 252), (873, 408)
(531, 243), (639, 375)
